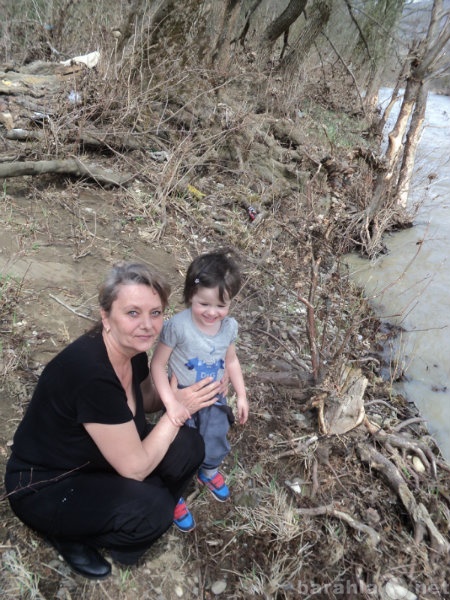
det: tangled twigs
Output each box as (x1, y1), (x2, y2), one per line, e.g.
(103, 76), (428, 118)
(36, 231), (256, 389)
(275, 435), (319, 459)
(356, 443), (450, 555)
(296, 504), (381, 547)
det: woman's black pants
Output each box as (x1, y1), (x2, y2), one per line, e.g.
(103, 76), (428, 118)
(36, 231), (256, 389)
(6, 426), (204, 564)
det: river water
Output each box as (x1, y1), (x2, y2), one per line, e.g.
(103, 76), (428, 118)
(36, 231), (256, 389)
(346, 89), (450, 461)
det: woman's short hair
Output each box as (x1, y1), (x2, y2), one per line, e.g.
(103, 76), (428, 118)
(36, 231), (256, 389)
(183, 251), (241, 305)
(99, 261), (171, 313)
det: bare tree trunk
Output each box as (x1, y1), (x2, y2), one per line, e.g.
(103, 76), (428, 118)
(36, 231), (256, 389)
(384, 79), (419, 183)
(395, 81), (428, 207)
(377, 54), (415, 134)
(371, 0), (450, 218)
(346, 0), (405, 108)
(148, 0), (176, 46)
(259, 0), (308, 55)
(364, 39), (395, 111)
(280, 0), (331, 71)
(368, 75), (420, 219)
(115, 0), (147, 55)
(210, 0), (241, 69)
(391, 0), (450, 207)
(235, 0), (264, 48)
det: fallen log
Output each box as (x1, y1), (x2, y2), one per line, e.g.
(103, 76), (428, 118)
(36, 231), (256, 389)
(5, 128), (143, 152)
(0, 158), (134, 187)
(5, 129), (46, 142)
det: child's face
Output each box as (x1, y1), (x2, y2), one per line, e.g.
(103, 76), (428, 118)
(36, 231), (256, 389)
(190, 286), (231, 333)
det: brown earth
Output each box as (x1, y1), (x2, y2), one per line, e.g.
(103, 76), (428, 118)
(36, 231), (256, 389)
(0, 60), (449, 600)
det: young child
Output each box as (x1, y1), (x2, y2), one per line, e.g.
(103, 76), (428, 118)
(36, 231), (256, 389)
(151, 251), (248, 531)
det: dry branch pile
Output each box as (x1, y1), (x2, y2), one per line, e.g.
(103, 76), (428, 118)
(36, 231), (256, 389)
(0, 59), (137, 185)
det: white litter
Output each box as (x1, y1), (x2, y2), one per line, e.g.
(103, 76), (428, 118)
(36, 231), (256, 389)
(60, 51), (100, 69)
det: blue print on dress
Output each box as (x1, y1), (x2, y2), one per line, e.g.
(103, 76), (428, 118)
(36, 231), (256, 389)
(185, 358), (224, 382)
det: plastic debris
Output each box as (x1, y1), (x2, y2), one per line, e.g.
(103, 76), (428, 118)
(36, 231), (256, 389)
(383, 579), (417, 600)
(149, 150), (169, 162)
(60, 51), (100, 69)
(68, 91), (82, 104)
(247, 206), (257, 221)
(187, 184), (206, 200)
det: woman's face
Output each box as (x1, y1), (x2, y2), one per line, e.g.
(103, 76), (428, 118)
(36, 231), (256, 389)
(101, 283), (164, 356)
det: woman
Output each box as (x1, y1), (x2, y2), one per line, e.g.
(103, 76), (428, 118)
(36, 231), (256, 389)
(4, 262), (224, 579)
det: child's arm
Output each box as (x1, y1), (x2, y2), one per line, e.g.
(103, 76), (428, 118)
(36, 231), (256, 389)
(225, 343), (249, 425)
(150, 342), (191, 424)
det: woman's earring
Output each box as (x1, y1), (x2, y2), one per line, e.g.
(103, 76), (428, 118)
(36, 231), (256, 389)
(106, 327), (111, 333)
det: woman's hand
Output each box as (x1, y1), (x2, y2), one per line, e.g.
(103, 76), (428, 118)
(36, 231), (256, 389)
(165, 399), (191, 427)
(170, 374), (223, 414)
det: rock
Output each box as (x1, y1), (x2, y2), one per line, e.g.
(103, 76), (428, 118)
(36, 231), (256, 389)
(285, 477), (303, 494)
(365, 507), (381, 526)
(412, 456), (426, 473)
(211, 580), (227, 595)
(382, 578), (417, 600)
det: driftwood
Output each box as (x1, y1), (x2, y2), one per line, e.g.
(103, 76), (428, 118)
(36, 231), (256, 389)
(0, 158), (134, 187)
(49, 294), (96, 322)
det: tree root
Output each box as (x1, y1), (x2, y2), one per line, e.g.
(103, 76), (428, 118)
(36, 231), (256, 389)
(297, 504), (381, 547)
(356, 443), (449, 555)
(364, 417), (437, 478)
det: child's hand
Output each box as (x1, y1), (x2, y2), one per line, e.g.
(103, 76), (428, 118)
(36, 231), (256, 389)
(237, 397), (249, 425)
(166, 401), (191, 426)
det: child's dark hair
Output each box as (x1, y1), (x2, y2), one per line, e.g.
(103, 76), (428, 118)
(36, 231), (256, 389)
(183, 251), (241, 305)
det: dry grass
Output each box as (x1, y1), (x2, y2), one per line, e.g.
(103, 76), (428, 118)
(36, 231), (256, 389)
(1, 547), (44, 600)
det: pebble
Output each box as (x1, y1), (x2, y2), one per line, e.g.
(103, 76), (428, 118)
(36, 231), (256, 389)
(260, 411), (272, 421)
(211, 580), (227, 595)
(412, 456), (426, 473)
(293, 412), (306, 422)
(383, 579), (417, 599)
(285, 478), (302, 494)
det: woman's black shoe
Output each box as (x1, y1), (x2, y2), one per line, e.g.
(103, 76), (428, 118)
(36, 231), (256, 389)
(48, 537), (111, 579)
